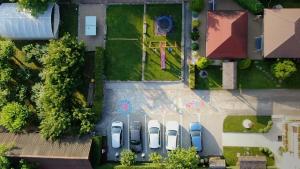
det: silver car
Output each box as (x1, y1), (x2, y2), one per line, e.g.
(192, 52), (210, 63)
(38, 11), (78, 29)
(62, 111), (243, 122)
(148, 120), (161, 149)
(111, 121), (123, 148)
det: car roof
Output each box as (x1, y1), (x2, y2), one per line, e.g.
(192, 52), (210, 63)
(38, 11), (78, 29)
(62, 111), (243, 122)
(190, 122), (202, 131)
(166, 135), (177, 150)
(112, 133), (121, 148)
(149, 132), (160, 148)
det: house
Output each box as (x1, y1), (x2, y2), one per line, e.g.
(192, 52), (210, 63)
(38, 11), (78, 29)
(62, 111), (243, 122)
(238, 156), (267, 169)
(206, 11), (248, 59)
(0, 3), (60, 40)
(0, 133), (93, 169)
(263, 9), (300, 58)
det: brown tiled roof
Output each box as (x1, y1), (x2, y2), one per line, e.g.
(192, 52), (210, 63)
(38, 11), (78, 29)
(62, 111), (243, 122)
(206, 11), (248, 59)
(263, 9), (300, 58)
(0, 133), (92, 159)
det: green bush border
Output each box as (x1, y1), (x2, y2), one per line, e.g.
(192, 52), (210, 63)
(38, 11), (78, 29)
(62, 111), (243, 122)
(189, 64), (196, 89)
(90, 136), (103, 167)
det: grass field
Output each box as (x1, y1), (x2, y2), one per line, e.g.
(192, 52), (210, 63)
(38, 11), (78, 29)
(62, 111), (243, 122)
(195, 66), (222, 89)
(144, 4), (182, 81)
(223, 115), (271, 133)
(59, 4), (78, 37)
(238, 60), (300, 89)
(105, 5), (143, 81)
(223, 146), (275, 166)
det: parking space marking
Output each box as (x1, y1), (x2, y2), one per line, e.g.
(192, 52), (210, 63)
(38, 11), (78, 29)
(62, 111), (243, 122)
(162, 115), (165, 154)
(144, 115), (147, 153)
(180, 114), (183, 147)
(127, 114), (130, 149)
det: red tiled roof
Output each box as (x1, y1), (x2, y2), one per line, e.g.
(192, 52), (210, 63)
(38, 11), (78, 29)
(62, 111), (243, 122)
(206, 11), (248, 59)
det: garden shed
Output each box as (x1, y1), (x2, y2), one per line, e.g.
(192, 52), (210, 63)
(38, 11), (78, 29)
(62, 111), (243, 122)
(0, 3), (60, 40)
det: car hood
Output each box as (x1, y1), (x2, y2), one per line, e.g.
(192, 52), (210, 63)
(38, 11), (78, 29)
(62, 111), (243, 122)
(149, 134), (160, 148)
(191, 136), (202, 151)
(166, 135), (177, 150)
(112, 133), (120, 148)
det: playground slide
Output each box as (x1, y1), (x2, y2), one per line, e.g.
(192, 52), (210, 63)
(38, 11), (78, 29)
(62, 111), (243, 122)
(160, 44), (166, 69)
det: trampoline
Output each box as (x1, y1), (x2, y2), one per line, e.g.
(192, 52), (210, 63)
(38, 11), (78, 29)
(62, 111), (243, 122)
(155, 16), (173, 36)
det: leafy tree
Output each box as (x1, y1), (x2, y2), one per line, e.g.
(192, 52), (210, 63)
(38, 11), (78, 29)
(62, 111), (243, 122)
(0, 102), (30, 133)
(0, 89), (9, 108)
(0, 66), (12, 86)
(149, 152), (163, 166)
(165, 148), (199, 169)
(19, 159), (37, 169)
(196, 57), (210, 70)
(17, 0), (56, 16)
(120, 149), (136, 166)
(272, 60), (297, 81)
(0, 40), (15, 61)
(22, 44), (47, 64)
(0, 156), (10, 169)
(190, 0), (204, 12)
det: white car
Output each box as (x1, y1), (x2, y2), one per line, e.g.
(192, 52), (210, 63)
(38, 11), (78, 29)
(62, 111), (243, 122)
(111, 121), (123, 148)
(166, 121), (179, 150)
(148, 120), (161, 149)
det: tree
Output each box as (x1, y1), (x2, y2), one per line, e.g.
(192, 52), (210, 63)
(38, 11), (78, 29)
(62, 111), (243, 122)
(0, 40), (15, 61)
(0, 102), (30, 133)
(196, 57), (210, 70)
(17, 0), (56, 16)
(165, 148), (199, 169)
(19, 159), (37, 169)
(22, 44), (46, 64)
(120, 149), (136, 166)
(0, 156), (10, 169)
(272, 60), (297, 81)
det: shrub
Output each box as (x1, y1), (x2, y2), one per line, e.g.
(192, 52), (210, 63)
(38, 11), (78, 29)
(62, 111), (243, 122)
(120, 150), (136, 166)
(166, 148), (199, 169)
(192, 20), (201, 29)
(196, 57), (210, 70)
(189, 64), (196, 89)
(190, 31), (200, 41)
(90, 136), (102, 168)
(149, 152), (163, 165)
(22, 44), (47, 64)
(0, 40), (15, 61)
(233, 0), (264, 14)
(191, 43), (199, 51)
(190, 0), (205, 12)
(272, 60), (297, 81)
(238, 58), (252, 69)
(267, 120), (273, 126)
(0, 156), (10, 169)
(0, 102), (30, 133)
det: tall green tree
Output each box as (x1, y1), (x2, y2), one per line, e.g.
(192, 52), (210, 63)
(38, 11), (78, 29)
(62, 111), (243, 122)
(17, 0), (56, 16)
(0, 102), (30, 133)
(166, 148), (199, 169)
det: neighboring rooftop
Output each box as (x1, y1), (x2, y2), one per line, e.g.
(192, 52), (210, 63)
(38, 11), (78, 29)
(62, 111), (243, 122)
(0, 133), (92, 159)
(206, 11), (248, 59)
(238, 156), (267, 169)
(264, 9), (300, 58)
(0, 3), (60, 40)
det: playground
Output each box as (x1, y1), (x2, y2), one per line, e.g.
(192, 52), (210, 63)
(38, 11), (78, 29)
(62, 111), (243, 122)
(105, 4), (182, 81)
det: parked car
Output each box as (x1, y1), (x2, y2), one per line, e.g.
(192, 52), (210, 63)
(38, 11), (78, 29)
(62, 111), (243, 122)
(166, 121), (179, 150)
(189, 122), (203, 152)
(130, 121), (142, 153)
(111, 121), (123, 148)
(148, 120), (161, 149)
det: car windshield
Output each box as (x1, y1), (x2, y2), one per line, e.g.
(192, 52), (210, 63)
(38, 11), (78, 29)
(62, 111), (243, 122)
(191, 131), (201, 137)
(150, 127), (159, 134)
(168, 130), (177, 136)
(112, 126), (121, 133)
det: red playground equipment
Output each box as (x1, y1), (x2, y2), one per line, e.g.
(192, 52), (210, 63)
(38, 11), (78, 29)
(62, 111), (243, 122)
(149, 41), (177, 70)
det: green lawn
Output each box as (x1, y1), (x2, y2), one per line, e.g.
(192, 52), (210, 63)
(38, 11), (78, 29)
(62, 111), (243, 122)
(105, 5), (144, 81)
(59, 4), (78, 37)
(105, 40), (142, 80)
(238, 60), (300, 89)
(195, 66), (222, 89)
(223, 115), (271, 133)
(223, 146), (275, 166)
(144, 4), (182, 81)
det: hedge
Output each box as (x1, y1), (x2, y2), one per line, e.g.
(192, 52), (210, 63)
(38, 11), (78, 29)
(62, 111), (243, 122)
(238, 58), (251, 70)
(233, 0), (264, 14)
(93, 47), (105, 119)
(189, 64), (196, 89)
(90, 136), (102, 167)
(190, 0), (205, 12)
(115, 165), (161, 169)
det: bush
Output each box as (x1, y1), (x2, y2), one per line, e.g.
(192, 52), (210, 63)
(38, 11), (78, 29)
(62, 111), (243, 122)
(238, 58), (252, 69)
(191, 43), (199, 51)
(91, 136), (102, 168)
(0, 156), (10, 169)
(190, 31), (200, 41)
(120, 150), (136, 166)
(233, 0), (264, 14)
(0, 40), (15, 61)
(196, 57), (210, 70)
(0, 102), (30, 133)
(189, 64), (196, 89)
(192, 20), (201, 29)
(22, 44), (47, 64)
(272, 60), (297, 81)
(166, 148), (199, 169)
(149, 152), (163, 166)
(190, 0), (205, 12)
